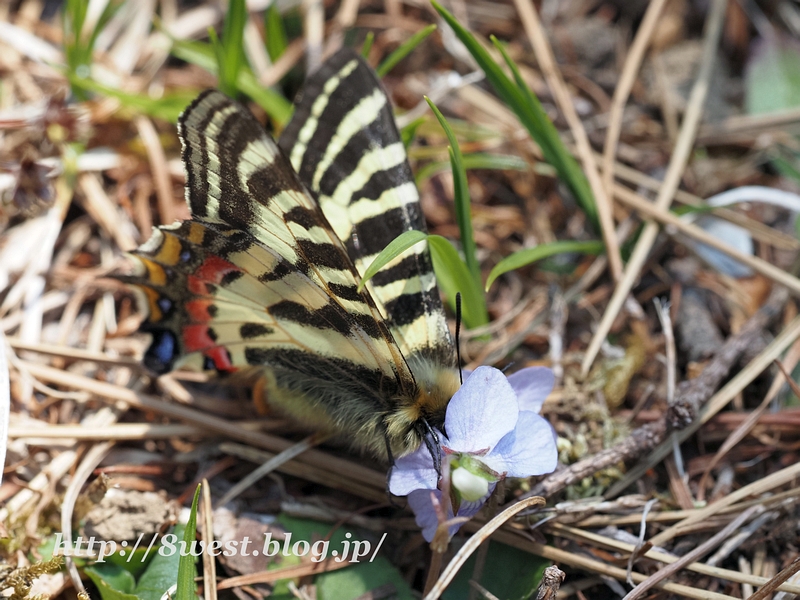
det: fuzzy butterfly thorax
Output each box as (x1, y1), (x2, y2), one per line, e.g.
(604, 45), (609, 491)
(123, 48), (459, 459)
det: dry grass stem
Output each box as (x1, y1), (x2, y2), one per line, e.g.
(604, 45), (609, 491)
(513, 0), (622, 281)
(623, 506), (762, 600)
(581, 0), (729, 375)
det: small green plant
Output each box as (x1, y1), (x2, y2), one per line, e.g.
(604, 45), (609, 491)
(364, 5), (605, 331)
(62, 0), (121, 100)
(431, 0), (597, 229)
(209, 0), (247, 98)
(175, 484), (201, 600)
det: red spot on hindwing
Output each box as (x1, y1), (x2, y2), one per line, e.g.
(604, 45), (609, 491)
(183, 324), (216, 352)
(187, 256), (240, 296)
(186, 299), (214, 322)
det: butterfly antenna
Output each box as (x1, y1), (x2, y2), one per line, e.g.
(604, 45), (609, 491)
(455, 292), (463, 384)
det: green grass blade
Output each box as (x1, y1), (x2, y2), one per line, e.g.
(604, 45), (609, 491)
(265, 3), (288, 62)
(376, 24), (437, 77)
(427, 235), (488, 329)
(361, 32), (375, 58)
(175, 484), (201, 600)
(430, 0), (598, 229)
(425, 97), (481, 287)
(65, 74), (195, 122)
(357, 230), (428, 291)
(170, 39), (293, 124)
(237, 69), (293, 124)
(219, 0), (247, 97)
(415, 152), (528, 183)
(491, 37), (596, 225)
(485, 240), (604, 290)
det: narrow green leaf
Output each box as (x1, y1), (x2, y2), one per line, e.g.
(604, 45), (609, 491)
(485, 240), (604, 290)
(427, 235), (488, 329)
(415, 152), (528, 183)
(430, 0), (598, 228)
(171, 39), (293, 124)
(219, 0), (247, 97)
(175, 484), (202, 600)
(265, 3), (288, 62)
(425, 98), (481, 287)
(237, 70), (294, 124)
(357, 230), (428, 291)
(376, 24), (437, 77)
(65, 74), (195, 122)
(491, 37), (596, 225)
(361, 32), (375, 58)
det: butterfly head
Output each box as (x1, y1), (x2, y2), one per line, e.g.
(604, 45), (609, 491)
(385, 360), (460, 458)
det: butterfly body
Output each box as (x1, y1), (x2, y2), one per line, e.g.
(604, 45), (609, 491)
(125, 49), (457, 459)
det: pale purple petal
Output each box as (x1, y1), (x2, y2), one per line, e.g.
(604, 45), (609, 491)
(389, 444), (439, 496)
(481, 412), (558, 478)
(507, 367), (554, 413)
(444, 366), (518, 453)
(407, 489), (449, 542)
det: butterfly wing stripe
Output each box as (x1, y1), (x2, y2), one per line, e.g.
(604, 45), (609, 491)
(278, 49), (453, 363)
(310, 87), (387, 191)
(288, 58), (361, 174)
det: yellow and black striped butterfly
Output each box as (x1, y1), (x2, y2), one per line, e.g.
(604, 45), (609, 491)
(125, 48), (459, 459)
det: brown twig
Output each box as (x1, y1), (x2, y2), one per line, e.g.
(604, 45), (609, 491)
(527, 289), (784, 499)
(746, 555), (800, 600)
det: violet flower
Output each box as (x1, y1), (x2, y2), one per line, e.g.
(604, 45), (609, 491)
(390, 366), (558, 543)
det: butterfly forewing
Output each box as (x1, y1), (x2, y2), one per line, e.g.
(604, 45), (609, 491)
(278, 49), (453, 368)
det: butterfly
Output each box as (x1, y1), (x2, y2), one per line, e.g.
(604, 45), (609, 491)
(124, 48), (459, 460)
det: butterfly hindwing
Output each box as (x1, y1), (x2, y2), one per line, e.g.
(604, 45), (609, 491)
(127, 89), (417, 394)
(278, 49), (453, 369)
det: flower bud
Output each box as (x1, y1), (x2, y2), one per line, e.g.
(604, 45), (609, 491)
(452, 466), (489, 501)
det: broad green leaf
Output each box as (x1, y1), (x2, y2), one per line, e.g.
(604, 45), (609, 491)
(275, 515), (414, 600)
(428, 235), (488, 329)
(425, 98), (481, 286)
(376, 24), (437, 77)
(486, 240), (604, 290)
(133, 524), (186, 600)
(85, 564), (138, 600)
(442, 541), (549, 600)
(317, 559), (414, 600)
(175, 485), (201, 600)
(357, 230), (428, 291)
(416, 152), (528, 183)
